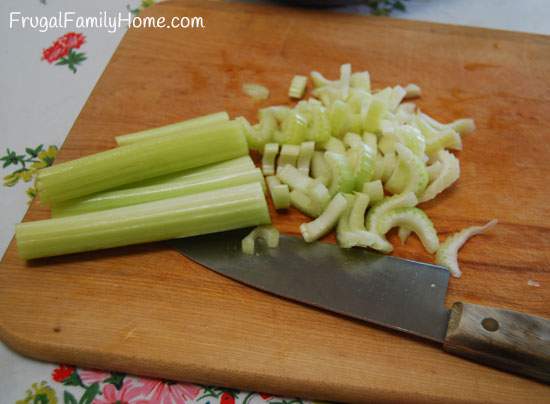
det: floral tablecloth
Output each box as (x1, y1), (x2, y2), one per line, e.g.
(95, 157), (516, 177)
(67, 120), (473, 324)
(1, 0), (548, 403)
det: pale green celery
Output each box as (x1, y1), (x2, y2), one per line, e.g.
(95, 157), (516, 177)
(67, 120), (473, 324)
(421, 113), (476, 135)
(266, 176), (290, 210)
(289, 75), (308, 99)
(37, 120), (248, 205)
(324, 151), (355, 196)
(17, 183), (270, 260)
(349, 192), (370, 231)
(398, 227), (412, 244)
(330, 100), (352, 137)
(419, 150), (460, 203)
(313, 86), (342, 107)
(372, 153), (385, 181)
(366, 191), (418, 234)
(426, 161), (443, 182)
(388, 86), (407, 111)
(51, 166), (263, 217)
(262, 143), (280, 176)
(343, 132), (363, 149)
(378, 135), (397, 155)
(300, 193), (347, 242)
(348, 114), (363, 134)
(277, 144), (300, 170)
(297, 141), (315, 175)
(436, 219), (497, 278)
(425, 129), (462, 154)
(311, 151), (332, 186)
(322, 137), (346, 154)
(247, 114), (277, 150)
(395, 125), (426, 157)
(115, 112), (229, 146)
(277, 165), (314, 193)
(381, 151), (398, 183)
(242, 83), (270, 100)
(290, 190), (320, 218)
(362, 132), (378, 154)
(347, 89), (371, 113)
(396, 103), (416, 125)
(310, 71), (331, 88)
(347, 143), (375, 191)
(398, 102), (416, 115)
(350, 71), (371, 92)
(278, 111), (308, 144)
(362, 180), (384, 204)
(377, 207), (439, 254)
(362, 98), (387, 134)
(242, 225), (280, 255)
(336, 193), (355, 234)
(385, 144), (428, 196)
(308, 180), (330, 210)
(404, 83), (421, 99)
(308, 104), (331, 143)
(339, 63), (351, 100)
(259, 106), (291, 124)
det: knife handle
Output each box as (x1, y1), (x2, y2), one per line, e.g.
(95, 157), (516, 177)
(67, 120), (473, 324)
(443, 302), (550, 383)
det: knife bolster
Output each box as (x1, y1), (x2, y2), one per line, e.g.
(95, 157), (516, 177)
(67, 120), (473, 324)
(443, 302), (550, 384)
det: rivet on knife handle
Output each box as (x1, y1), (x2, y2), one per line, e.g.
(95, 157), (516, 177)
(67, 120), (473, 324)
(443, 302), (550, 383)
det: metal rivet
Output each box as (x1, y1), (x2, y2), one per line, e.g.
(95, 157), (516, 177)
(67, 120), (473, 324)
(481, 317), (499, 332)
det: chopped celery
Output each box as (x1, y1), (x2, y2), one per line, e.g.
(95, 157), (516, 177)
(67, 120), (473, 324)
(262, 143), (279, 176)
(381, 151), (398, 183)
(277, 164), (313, 193)
(366, 191), (418, 235)
(115, 112), (230, 146)
(243, 83), (270, 100)
(297, 141), (315, 175)
(385, 143), (428, 196)
(308, 180), (331, 210)
(362, 132), (378, 153)
(242, 225), (280, 255)
(395, 125), (426, 157)
(343, 132), (363, 149)
(322, 137), (346, 154)
(339, 63), (352, 100)
(347, 143), (375, 190)
(378, 135), (396, 155)
(404, 83), (421, 99)
(290, 190), (320, 218)
(308, 104), (331, 143)
(388, 86), (407, 111)
(36, 120), (249, 205)
(17, 183), (270, 260)
(362, 180), (384, 203)
(426, 161), (443, 182)
(300, 193), (347, 242)
(436, 219), (497, 278)
(349, 192), (370, 231)
(266, 176), (290, 210)
(377, 207), (439, 254)
(52, 167), (264, 217)
(425, 129), (462, 154)
(350, 71), (371, 92)
(277, 144), (300, 169)
(421, 113), (476, 136)
(330, 100), (352, 137)
(324, 151), (355, 196)
(310, 71), (331, 88)
(289, 75), (308, 99)
(259, 106), (291, 123)
(278, 111), (308, 144)
(420, 150), (460, 203)
(398, 227), (412, 244)
(311, 151), (332, 186)
(362, 98), (387, 134)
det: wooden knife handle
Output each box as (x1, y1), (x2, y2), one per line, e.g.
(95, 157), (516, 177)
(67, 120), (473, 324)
(443, 302), (550, 383)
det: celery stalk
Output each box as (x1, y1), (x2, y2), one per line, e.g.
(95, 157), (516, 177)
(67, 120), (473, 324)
(36, 120), (248, 204)
(115, 112), (229, 146)
(17, 183), (270, 260)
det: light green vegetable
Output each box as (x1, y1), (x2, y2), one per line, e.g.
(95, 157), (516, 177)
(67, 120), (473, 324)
(385, 143), (429, 196)
(362, 180), (384, 203)
(362, 132), (378, 152)
(300, 193), (348, 242)
(404, 83), (421, 99)
(115, 112), (230, 146)
(366, 191), (418, 234)
(347, 143), (375, 190)
(311, 151), (332, 186)
(17, 183), (270, 260)
(36, 120), (248, 205)
(426, 161), (443, 182)
(266, 176), (290, 210)
(290, 190), (320, 218)
(262, 143), (279, 176)
(242, 225), (280, 255)
(330, 100), (352, 137)
(324, 151), (355, 196)
(377, 207), (439, 254)
(322, 137), (346, 154)
(349, 192), (370, 231)
(436, 219), (497, 278)
(277, 144), (300, 169)
(297, 141), (315, 175)
(398, 227), (412, 244)
(242, 83), (270, 100)
(308, 104), (331, 143)
(277, 164), (314, 193)
(350, 71), (371, 92)
(277, 110), (308, 144)
(289, 75), (308, 99)
(419, 150), (460, 203)
(362, 98), (387, 133)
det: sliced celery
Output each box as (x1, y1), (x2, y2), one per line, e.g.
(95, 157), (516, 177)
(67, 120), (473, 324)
(277, 144), (300, 169)
(425, 129), (462, 154)
(308, 104), (331, 143)
(350, 71), (371, 92)
(377, 207), (439, 254)
(115, 112), (229, 146)
(385, 144), (428, 196)
(404, 83), (421, 99)
(278, 111), (308, 144)
(343, 132), (363, 149)
(290, 190), (320, 218)
(289, 75), (308, 99)
(259, 106), (291, 123)
(248, 114), (277, 150)
(266, 176), (290, 210)
(262, 143), (279, 176)
(277, 165), (313, 193)
(242, 225), (280, 255)
(398, 227), (412, 244)
(297, 141), (315, 175)
(300, 193), (347, 242)
(366, 191), (418, 235)
(17, 183), (270, 260)
(322, 137), (346, 154)
(330, 100), (352, 137)
(311, 151), (332, 186)
(243, 83), (270, 100)
(308, 180), (330, 210)
(426, 161), (443, 182)
(381, 151), (398, 183)
(420, 150), (460, 203)
(339, 63), (352, 100)
(436, 219), (497, 278)
(324, 151), (355, 196)
(362, 132), (378, 153)
(362, 180), (384, 204)
(36, 120), (249, 204)
(310, 71), (331, 88)
(349, 192), (370, 231)
(347, 143), (375, 190)
(362, 98), (387, 134)
(389, 86), (407, 111)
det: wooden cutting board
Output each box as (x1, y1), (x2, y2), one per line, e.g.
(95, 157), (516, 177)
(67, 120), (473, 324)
(1, 1), (549, 402)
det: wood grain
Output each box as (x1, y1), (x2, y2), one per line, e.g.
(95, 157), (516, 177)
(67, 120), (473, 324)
(1, 1), (550, 402)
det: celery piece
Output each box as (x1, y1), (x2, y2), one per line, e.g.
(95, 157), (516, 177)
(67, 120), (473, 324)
(436, 219), (497, 278)
(425, 129), (462, 154)
(51, 167), (263, 217)
(350, 71), (371, 92)
(381, 151), (398, 183)
(324, 151), (355, 196)
(347, 89), (371, 113)
(36, 120), (249, 204)
(308, 180), (331, 210)
(343, 132), (363, 149)
(289, 75), (308, 99)
(266, 176), (290, 210)
(349, 192), (370, 231)
(362, 98), (387, 134)
(395, 125), (426, 157)
(262, 143), (280, 176)
(249, 113), (277, 151)
(17, 183), (270, 260)
(398, 227), (412, 244)
(115, 112), (229, 146)
(389, 86), (407, 111)
(310, 71), (331, 88)
(385, 144), (428, 197)
(308, 104), (331, 143)
(339, 63), (352, 100)
(300, 193), (348, 242)
(420, 113), (476, 136)
(242, 83), (270, 100)
(378, 135), (396, 155)
(277, 164), (314, 193)
(297, 141), (315, 175)
(311, 151), (332, 186)
(362, 132), (378, 154)
(259, 106), (291, 124)
(420, 150), (460, 203)
(362, 180), (384, 204)
(290, 190), (321, 218)
(322, 137), (346, 154)
(330, 100), (352, 138)
(404, 83), (421, 99)
(347, 143), (375, 191)
(279, 111), (308, 145)
(377, 207), (439, 254)
(426, 161), (443, 182)
(242, 225), (280, 255)
(277, 144), (300, 170)
(366, 191), (418, 234)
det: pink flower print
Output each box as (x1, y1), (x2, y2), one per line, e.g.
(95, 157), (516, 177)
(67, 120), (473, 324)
(137, 379), (201, 404)
(79, 369), (110, 385)
(93, 380), (143, 404)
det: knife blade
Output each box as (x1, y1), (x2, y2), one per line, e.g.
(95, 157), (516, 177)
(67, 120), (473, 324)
(168, 228), (550, 383)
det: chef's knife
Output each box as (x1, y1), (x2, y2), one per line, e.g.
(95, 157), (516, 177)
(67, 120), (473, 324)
(168, 228), (550, 383)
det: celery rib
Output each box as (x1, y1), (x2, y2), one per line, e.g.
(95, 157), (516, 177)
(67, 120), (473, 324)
(242, 225), (280, 255)
(300, 193), (347, 242)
